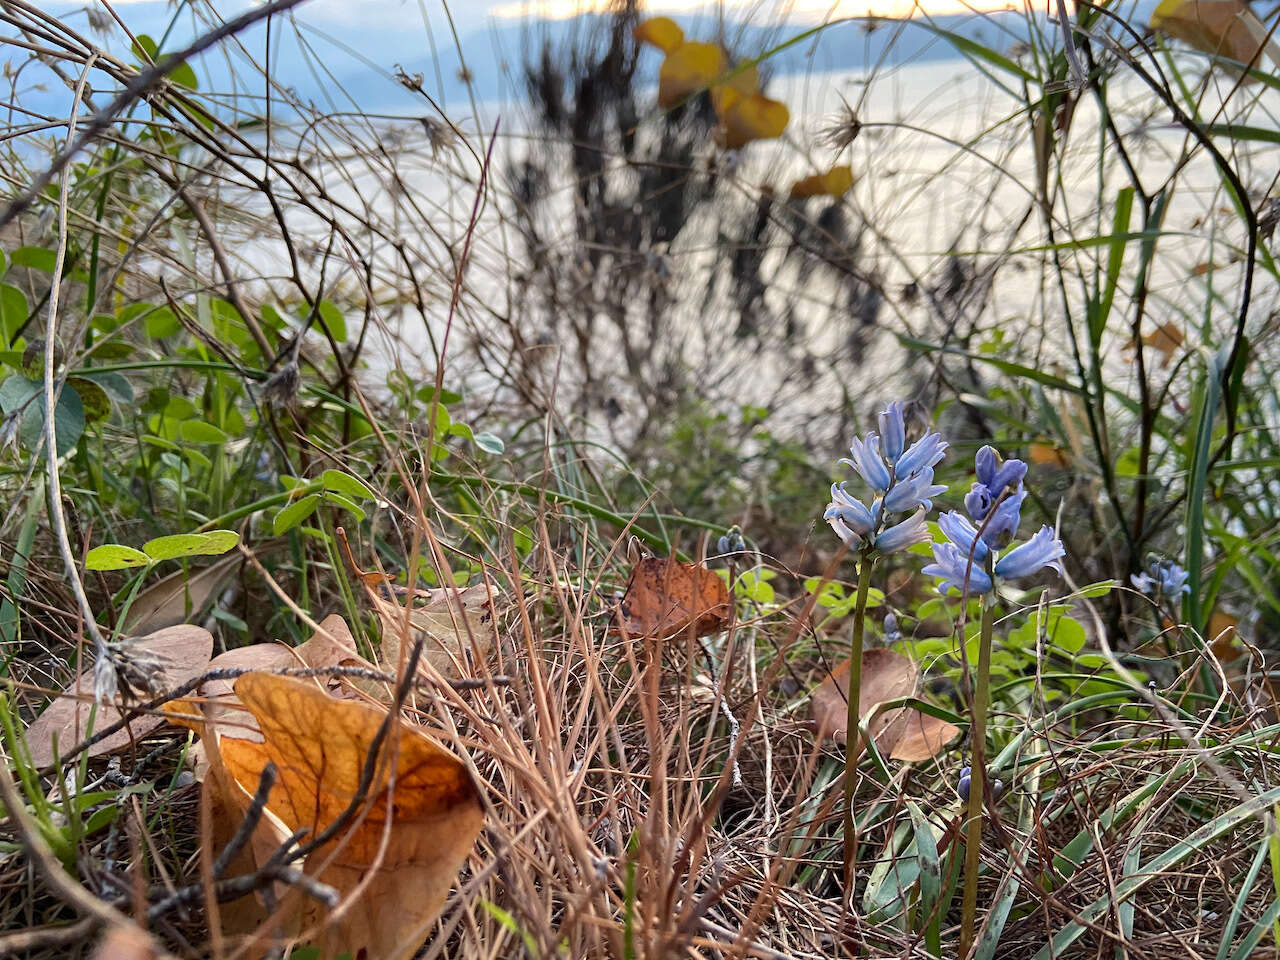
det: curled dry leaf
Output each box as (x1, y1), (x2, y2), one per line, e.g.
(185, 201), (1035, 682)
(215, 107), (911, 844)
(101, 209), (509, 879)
(170, 672), (484, 960)
(811, 649), (917, 747)
(121, 553), (241, 635)
(24, 624), (213, 767)
(374, 583), (502, 680)
(887, 710), (962, 763)
(810, 649), (959, 762)
(615, 556), (730, 641)
(1151, 0), (1279, 72)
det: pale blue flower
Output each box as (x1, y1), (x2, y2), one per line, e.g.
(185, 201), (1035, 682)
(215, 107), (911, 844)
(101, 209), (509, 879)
(883, 611), (901, 642)
(875, 507), (931, 553)
(925, 446), (1064, 595)
(1131, 558), (1190, 598)
(895, 431), (948, 479)
(841, 434), (892, 493)
(922, 541), (994, 594)
(937, 511), (989, 562)
(883, 466), (946, 513)
(879, 401), (907, 463)
(993, 525), (1065, 579)
(824, 401), (949, 556)
(980, 486), (1027, 548)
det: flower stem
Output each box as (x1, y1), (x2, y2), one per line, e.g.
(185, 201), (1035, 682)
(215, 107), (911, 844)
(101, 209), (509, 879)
(960, 588), (996, 956)
(842, 554), (875, 906)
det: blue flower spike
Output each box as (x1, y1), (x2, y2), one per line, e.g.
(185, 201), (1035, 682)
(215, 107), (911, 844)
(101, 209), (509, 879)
(825, 402), (948, 556)
(923, 445), (1065, 596)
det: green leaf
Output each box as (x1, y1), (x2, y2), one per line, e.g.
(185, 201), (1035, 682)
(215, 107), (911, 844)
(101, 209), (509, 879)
(179, 420), (229, 445)
(13, 384), (85, 458)
(131, 33), (158, 61)
(317, 301), (347, 342)
(323, 491), (366, 522)
(473, 430), (504, 454)
(9, 247), (57, 273)
(912, 23), (1036, 81)
(143, 306), (180, 339)
(143, 530), (239, 561)
(68, 377), (111, 423)
(1075, 580), (1118, 599)
(321, 469), (377, 501)
(0, 284), (29, 343)
(85, 544), (151, 571)
(76, 370), (134, 405)
(273, 494), (320, 535)
(417, 385), (462, 405)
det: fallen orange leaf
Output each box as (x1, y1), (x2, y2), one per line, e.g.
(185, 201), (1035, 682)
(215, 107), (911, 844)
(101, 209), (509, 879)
(1209, 608), (1241, 662)
(615, 556), (731, 641)
(790, 165), (854, 199)
(24, 625), (213, 767)
(634, 16), (684, 54)
(173, 672), (484, 960)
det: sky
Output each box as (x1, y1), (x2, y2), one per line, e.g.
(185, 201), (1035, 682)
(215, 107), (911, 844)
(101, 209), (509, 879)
(58, 0), (1027, 32)
(35, 0), (1039, 115)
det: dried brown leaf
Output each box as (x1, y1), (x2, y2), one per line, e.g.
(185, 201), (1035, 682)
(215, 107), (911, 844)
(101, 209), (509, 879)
(615, 557), (730, 641)
(25, 625), (213, 767)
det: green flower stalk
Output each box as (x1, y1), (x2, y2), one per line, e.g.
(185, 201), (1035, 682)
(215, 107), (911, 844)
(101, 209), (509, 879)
(823, 401), (946, 904)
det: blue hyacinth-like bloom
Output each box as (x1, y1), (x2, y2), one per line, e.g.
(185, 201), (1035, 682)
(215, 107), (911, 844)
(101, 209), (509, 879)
(923, 445), (1064, 595)
(824, 401), (948, 555)
(1131, 558), (1190, 598)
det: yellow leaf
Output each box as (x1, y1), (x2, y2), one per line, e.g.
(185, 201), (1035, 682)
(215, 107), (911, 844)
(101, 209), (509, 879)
(709, 62), (760, 117)
(790, 164), (855, 198)
(714, 87), (789, 149)
(193, 673), (484, 960)
(1151, 0), (1274, 71)
(634, 16), (684, 54)
(658, 42), (726, 109)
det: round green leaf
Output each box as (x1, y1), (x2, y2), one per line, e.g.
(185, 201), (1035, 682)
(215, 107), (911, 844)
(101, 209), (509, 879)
(77, 371), (134, 404)
(321, 469), (377, 501)
(273, 494), (320, 535)
(144, 306), (180, 339)
(19, 386), (84, 458)
(9, 247), (56, 273)
(85, 544), (151, 571)
(179, 420), (229, 445)
(143, 530), (240, 561)
(68, 377), (111, 423)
